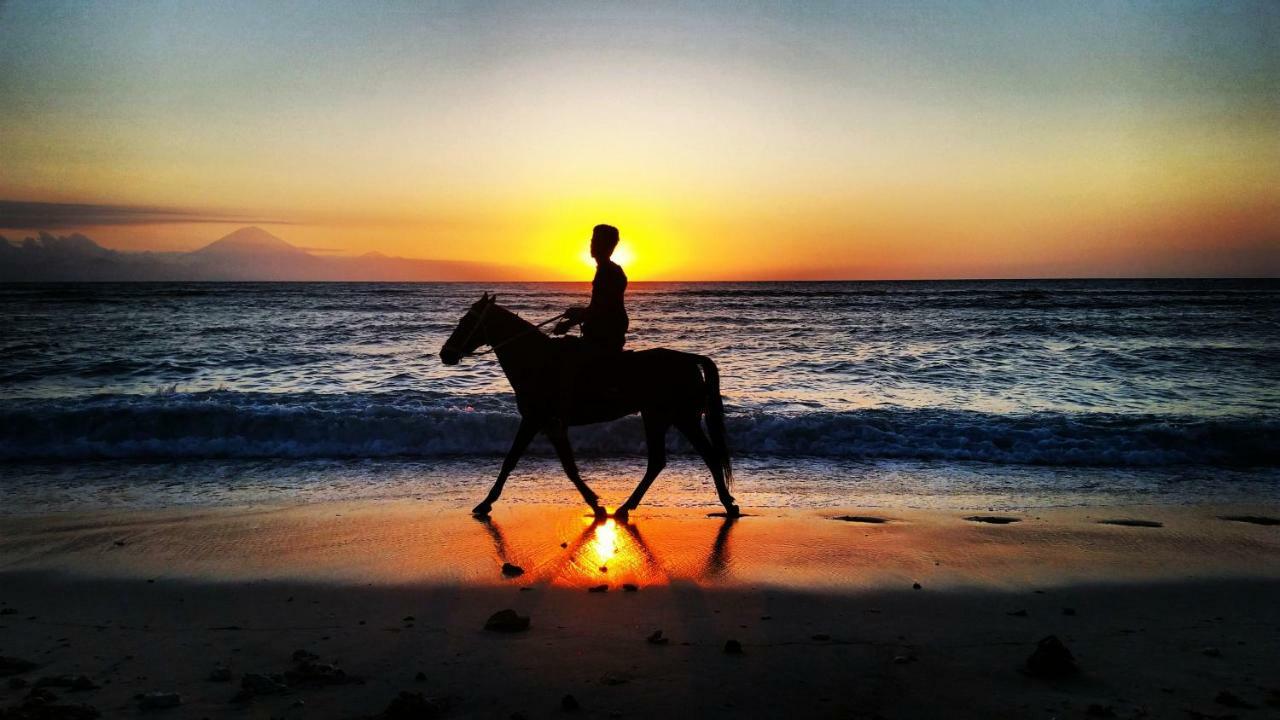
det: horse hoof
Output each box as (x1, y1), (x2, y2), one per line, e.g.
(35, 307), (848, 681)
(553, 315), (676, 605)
(724, 504), (741, 518)
(614, 507), (630, 522)
(472, 503), (492, 516)
(592, 505), (608, 519)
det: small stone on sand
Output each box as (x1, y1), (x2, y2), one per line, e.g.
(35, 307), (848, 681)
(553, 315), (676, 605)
(137, 692), (182, 710)
(561, 693), (580, 712)
(1098, 519), (1163, 528)
(380, 690), (449, 719)
(1218, 515), (1280, 526)
(484, 609), (530, 633)
(912, 582), (922, 590)
(622, 584), (638, 592)
(723, 639), (744, 655)
(588, 584), (608, 593)
(834, 515), (887, 524)
(1025, 635), (1077, 678)
(501, 563), (524, 577)
(964, 515), (1021, 524)
(647, 630), (668, 645)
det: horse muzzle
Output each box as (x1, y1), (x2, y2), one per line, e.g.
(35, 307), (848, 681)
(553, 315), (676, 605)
(440, 349), (461, 366)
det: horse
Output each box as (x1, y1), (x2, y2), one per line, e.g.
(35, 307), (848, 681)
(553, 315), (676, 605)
(440, 292), (739, 519)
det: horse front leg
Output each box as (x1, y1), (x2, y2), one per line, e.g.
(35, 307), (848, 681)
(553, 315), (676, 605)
(616, 412), (669, 521)
(546, 426), (605, 517)
(472, 417), (538, 516)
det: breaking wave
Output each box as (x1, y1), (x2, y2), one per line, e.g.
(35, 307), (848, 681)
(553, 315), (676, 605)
(0, 391), (1274, 467)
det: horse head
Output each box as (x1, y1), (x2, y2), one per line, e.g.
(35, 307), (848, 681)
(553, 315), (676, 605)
(440, 292), (496, 365)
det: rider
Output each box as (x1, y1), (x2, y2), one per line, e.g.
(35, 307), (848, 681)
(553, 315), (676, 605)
(550, 224), (629, 424)
(555, 223), (628, 350)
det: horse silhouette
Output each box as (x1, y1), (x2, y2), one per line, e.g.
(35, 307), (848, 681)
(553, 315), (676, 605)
(441, 292), (738, 518)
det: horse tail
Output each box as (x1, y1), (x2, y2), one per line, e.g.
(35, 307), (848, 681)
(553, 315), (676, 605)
(695, 355), (734, 490)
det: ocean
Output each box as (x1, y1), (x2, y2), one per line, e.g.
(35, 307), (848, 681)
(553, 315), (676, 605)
(2, 279), (1277, 513)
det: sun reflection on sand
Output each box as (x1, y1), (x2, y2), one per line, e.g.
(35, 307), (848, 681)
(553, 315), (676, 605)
(474, 511), (736, 589)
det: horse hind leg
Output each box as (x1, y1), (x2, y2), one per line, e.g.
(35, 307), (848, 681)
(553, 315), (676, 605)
(674, 415), (739, 516)
(617, 413), (670, 520)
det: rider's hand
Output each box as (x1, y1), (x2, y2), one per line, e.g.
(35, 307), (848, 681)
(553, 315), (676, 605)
(552, 319), (574, 335)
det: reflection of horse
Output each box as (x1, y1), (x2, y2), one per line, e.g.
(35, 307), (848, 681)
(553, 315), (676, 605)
(441, 293), (738, 518)
(475, 513), (739, 585)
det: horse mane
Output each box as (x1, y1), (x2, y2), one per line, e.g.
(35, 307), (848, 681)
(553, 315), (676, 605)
(489, 303), (537, 333)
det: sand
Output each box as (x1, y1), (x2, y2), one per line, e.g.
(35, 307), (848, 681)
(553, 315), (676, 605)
(1, 502), (1278, 718)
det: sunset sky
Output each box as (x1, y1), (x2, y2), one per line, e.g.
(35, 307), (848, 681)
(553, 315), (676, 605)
(1, 1), (1276, 279)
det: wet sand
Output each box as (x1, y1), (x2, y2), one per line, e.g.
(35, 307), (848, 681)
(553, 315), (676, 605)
(1, 502), (1278, 718)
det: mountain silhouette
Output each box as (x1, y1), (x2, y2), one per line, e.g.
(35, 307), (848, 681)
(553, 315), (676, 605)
(0, 227), (522, 281)
(190, 226), (307, 259)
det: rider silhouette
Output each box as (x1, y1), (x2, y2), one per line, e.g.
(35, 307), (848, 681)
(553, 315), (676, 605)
(550, 224), (629, 425)
(554, 224), (628, 350)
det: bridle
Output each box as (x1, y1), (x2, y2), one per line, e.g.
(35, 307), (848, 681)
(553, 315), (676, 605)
(443, 299), (566, 359)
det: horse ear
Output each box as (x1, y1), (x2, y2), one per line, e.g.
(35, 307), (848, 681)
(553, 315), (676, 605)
(489, 293), (498, 304)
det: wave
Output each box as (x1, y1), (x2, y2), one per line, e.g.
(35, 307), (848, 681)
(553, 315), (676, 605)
(0, 391), (1274, 466)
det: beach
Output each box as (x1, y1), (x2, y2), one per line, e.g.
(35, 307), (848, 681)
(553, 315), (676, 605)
(2, 500), (1278, 719)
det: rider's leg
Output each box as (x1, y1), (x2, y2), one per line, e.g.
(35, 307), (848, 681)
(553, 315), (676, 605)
(472, 417), (538, 515)
(674, 415), (739, 516)
(618, 412), (669, 517)
(546, 424), (605, 516)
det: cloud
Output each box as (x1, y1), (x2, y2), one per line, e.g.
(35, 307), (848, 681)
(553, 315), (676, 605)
(0, 200), (292, 229)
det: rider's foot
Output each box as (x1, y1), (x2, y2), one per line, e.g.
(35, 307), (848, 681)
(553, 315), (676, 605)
(471, 502), (492, 516)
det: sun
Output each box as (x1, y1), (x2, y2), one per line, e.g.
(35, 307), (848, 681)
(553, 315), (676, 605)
(579, 242), (635, 272)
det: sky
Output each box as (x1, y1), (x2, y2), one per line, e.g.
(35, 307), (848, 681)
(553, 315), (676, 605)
(1, 0), (1277, 280)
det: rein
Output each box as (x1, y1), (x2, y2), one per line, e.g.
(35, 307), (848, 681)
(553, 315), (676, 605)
(447, 306), (566, 358)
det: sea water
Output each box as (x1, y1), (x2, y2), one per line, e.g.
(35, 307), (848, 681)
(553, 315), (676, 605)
(2, 280), (1277, 512)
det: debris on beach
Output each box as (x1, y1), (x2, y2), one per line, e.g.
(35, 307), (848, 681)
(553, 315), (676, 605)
(1217, 515), (1280, 526)
(622, 583), (638, 592)
(0, 657), (37, 677)
(136, 692), (182, 710)
(647, 630), (669, 645)
(484, 609), (530, 633)
(501, 562), (525, 577)
(912, 582), (922, 590)
(1214, 690), (1255, 709)
(235, 673), (289, 701)
(1006, 609), (1028, 617)
(1025, 635), (1078, 679)
(1097, 519), (1163, 528)
(588, 584), (608, 593)
(376, 690), (449, 719)
(34, 676), (98, 691)
(0, 687), (100, 719)
(811, 634), (831, 641)
(723, 639), (744, 655)
(834, 515), (888, 524)
(1201, 647), (1222, 658)
(964, 515), (1021, 524)
(560, 694), (580, 712)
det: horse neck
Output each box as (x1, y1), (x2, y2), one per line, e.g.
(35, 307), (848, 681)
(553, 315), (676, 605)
(483, 306), (549, 388)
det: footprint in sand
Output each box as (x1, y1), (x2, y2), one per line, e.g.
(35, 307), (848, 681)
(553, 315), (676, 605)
(963, 515), (1021, 524)
(833, 515), (889, 524)
(1218, 515), (1280, 526)
(1097, 519), (1163, 528)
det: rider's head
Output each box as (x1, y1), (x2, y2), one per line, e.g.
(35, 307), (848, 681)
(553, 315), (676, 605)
(590, 224), (620, 261)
